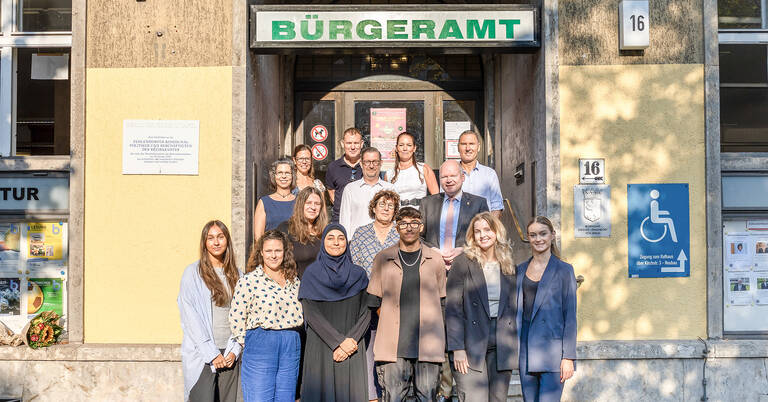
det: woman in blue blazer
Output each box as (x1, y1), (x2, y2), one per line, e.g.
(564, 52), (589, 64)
(516, 216), (577, 402)
(446, 212), (518, 402)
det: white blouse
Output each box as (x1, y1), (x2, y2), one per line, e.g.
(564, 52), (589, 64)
(386, 162), (428, 203)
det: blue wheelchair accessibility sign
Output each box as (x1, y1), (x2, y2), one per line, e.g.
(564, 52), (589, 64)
(627, 184), (690, 278)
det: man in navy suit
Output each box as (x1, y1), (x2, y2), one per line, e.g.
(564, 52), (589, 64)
(419, 160), (489, 267)
(419, 159), (488, 400)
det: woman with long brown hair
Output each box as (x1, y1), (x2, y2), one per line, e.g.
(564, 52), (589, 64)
(446, 212), (518, 402)
(229, 230), (303, 401)
(178, 220), (242, 402)
(276, 186), (328, 278)
(385, 132), (439, 207)
(516, 216), (577, 402)
(293, 144), (327, 193)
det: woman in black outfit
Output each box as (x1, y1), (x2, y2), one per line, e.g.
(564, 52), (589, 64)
(298, 223), (372, 401)
(276, 186), (328, 279)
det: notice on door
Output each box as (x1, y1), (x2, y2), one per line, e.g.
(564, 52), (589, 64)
(445, 121), (470, 160)
(370, 108), (406, 166)
(123, 120), (200, 175)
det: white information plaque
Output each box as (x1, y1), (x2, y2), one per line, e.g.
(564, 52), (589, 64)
(122, 120), (200, 175)
(574, 184), (611, 238)
(619, 0), (650, 50)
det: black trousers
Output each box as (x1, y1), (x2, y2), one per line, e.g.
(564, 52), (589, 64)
(377, 358), (441, 402)
(189, 350), (242, 402)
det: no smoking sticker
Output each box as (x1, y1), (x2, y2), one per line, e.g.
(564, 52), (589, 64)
(312, 143), (328, 161)
(310, 125), (328, 142)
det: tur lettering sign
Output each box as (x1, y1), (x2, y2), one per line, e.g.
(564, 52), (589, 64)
(250, 6), (539, 50)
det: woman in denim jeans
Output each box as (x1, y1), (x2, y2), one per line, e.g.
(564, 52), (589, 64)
(229, 230), (304, 402)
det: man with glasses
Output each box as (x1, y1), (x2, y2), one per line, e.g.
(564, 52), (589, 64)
(326, 127), (365, 222)
(368, 207), (447, 402)
(339, 147), (394, 238)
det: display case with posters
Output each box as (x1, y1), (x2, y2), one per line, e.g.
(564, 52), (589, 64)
(0, 173), (68, 338)
(723, 219), (768, 334)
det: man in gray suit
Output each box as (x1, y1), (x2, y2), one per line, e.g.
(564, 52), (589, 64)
(419, 159), (489, 401)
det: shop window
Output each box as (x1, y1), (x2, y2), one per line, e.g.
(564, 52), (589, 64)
(722, 175), (768, 335)
(718, 44), (768, 152)
(0, 0), (71, 157)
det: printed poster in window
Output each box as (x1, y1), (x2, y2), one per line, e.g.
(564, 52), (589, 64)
(0, 223), (21, 272)
(755, 275), (768, 305)
(752, 235), (768, 271)
(25, 222), (67, 270)
(724, 234), (751, 271)
(27, 277), (64, 318)
(370, 108), (406, 168)
(0, 278), (21, 316)
(727, 274), (752, 306)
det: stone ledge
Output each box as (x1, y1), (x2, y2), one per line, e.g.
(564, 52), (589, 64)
(577, 339), (768, 360)
(2, 339), (767, 362)
(0, 156), (70, 171)
(0, 343), (180, 361)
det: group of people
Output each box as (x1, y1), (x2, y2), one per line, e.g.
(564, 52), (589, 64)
(178, 127), (578, 402)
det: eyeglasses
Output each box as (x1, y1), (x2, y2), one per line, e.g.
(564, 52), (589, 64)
(295, 157), (311, 163)
(275, 172), (292, 177)
(397, 221), (422, 229)
(377, 201), (396, 210)
(349, 168), (358, 181)
(362, 160), (381, 167)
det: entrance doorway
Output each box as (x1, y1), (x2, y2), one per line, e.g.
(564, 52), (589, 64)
(293, 54), (486, 181)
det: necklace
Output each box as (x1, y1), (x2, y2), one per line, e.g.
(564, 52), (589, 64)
(275, 190), (291, 199)
(398, 248), (422, 267)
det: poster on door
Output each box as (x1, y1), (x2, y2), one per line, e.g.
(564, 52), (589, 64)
(0, 223), (21, 272)
(370, 108), (406, 168)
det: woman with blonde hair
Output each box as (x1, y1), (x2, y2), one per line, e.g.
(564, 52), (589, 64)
(516, 216), (577, 402)
(277, 186), (328, 279)
(178, 220), (242, 402)
(445, 212), (519, 402)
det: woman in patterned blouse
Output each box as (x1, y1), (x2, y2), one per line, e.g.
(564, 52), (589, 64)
(349, 189), (400, 401)
(229, 230), (303, 402)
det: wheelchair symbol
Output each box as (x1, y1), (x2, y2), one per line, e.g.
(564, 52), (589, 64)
(639, 189), (678, 243)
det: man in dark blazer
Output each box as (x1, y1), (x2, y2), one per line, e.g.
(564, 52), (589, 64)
(419, 160), (489, 266)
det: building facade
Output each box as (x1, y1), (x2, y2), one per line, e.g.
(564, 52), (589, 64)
(0, 0), (767, 400)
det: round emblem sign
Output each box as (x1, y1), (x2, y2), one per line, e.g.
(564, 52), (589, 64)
(311, 143), (328, 161)
(310, 125), (328, 142)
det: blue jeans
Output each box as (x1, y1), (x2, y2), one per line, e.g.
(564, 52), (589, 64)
(241, 327), (301, 402)
(519, 320), (564, 402)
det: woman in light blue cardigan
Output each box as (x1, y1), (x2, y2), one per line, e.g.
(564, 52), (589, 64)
(178, 220), (243, 402)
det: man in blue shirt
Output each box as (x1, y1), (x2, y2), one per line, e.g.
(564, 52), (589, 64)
(457, 130), (503, 218)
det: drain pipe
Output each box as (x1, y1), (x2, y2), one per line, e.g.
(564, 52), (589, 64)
(697, 337), (709, 401)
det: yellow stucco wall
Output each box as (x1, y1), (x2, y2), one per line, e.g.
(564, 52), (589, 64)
(84, 67), (233, 343)
(560, 64), (707, 341)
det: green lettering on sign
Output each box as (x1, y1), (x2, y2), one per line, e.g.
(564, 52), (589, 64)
(356, 20), (382, 40)
(438, 20), (464, 40)
(499, 19), (521, 39)
(328, 20), (353, 40)
(301, 18), (323, 40)
(467, 20), (495, 39)
(272, 21), (296, 40)
(412, 20), (436, 39)
(387, 20), (408, 39)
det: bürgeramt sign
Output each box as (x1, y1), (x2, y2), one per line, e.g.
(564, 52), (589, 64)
(250, 6), (538, 49)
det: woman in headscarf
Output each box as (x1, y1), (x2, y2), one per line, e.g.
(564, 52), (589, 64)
(298, 223), (372, 402)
